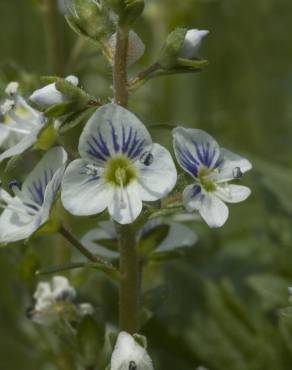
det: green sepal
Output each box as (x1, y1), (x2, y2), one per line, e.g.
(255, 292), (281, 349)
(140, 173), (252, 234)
(44, 101), (77, 118)
(138, 224), (169, 257)
(133, 333), (148, 349)
(77, 315), (105, 368)
(57, 107), (96, 135)
(177, 57), (209, 69)
(33, 121), (56, 150)
(55, 78), (90, 102)
(158, 28), (187, 69)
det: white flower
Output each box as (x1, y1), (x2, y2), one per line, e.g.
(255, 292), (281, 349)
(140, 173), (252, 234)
(0, 147), (67, 244)
(109, 30), (145, 66)
(29, 75), (79, 109)
(111, 332), (154, 370)
(172, 127), (252, 228)
(82, 218), (197, 258)
(0, 82), (47, 163)
(61, 103), (177, 224)
(180, 29), (209, 59)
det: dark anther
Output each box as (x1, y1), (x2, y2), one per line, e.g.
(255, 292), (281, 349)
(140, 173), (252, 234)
(140, 152), (154, 166)
(55, 289), (75, 302)
(25, 307), (34, 319)
(129, 361), (137, 370)
(232, 167), (243, 179)
(8, 180), (21, 190)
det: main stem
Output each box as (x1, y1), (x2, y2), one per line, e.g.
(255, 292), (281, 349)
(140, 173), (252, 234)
(113, 25), (140, 333)
(44, 0), (64, 75)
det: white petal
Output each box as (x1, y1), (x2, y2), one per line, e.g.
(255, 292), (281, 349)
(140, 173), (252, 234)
(157, 222), (198, 252)
(0, 208), (39, 243)
(108, 182), (142, 224)
(81, 221), (119, 259)
(215, 148), (252, 182)
(109, 30), (145, 66)
(61, 159), (111, 216)
(172, 127), (220, 178)
(0, 124), (10, 146)
(180, 29), (209, 59)
(135, 143), (177, 201)
(111, 332), (154, 370)
(79, 103), (152, 165)
(21, 146), (68, 206)
(34, 282), (52, 301)
(183, 184), (229, 227)
(52, 276), (76, 300)
(215, 184), (251, 203)
(0, 126), (42, 163)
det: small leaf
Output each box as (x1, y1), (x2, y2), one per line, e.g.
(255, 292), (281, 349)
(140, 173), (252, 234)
(33, 122), (56, 150)
(58, 107), (96, 135)
(138, 225), (169, 256)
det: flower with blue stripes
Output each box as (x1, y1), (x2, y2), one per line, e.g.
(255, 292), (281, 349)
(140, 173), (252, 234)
(61, 103), (177, 224)
(0, 82), (47, 163)
(172, 127), (252, 228)
(0, 147), (67, 244)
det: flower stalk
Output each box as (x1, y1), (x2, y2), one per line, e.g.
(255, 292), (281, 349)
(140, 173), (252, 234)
(112, 23), (140, 333)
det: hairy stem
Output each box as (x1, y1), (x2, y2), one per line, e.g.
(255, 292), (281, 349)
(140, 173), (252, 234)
(112, 24), (140, 333)
(44, 0), (64, 75)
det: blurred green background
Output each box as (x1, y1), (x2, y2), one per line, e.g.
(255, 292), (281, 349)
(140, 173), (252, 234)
(1, 1), (292, 369)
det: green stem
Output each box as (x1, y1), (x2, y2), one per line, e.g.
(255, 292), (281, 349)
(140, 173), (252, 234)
(59, 225), (112, 267)
(112, 24), (140, 333)
(116, 223), (140, 333)
(44, 0), (64, 75)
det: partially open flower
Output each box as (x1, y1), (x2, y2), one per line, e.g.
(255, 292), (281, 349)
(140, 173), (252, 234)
(172, 127), (252, 228)
(0, 82), (47, 163)
(61, 103), (177, 224)
(28, 275), (93, 325)
(29, 75), (79, 109)
(111, 332), (154, 370)
(179, 29), (209, 59)
(0, 147), (67, 244)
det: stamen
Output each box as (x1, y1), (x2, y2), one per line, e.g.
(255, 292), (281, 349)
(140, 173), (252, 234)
(0, 99), (15, 115)
(129, 361), (137, 370)
(115, 168), (127, 209)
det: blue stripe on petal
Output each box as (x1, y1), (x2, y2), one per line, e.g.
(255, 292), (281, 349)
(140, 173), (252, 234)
(177, 146), (200, 177)
(193, 141), (217, 168)
(108, 120), (120, 153)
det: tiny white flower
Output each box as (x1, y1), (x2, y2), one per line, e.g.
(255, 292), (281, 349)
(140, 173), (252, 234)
(0, 82), (47, 162)
(61, 103), (177, 224)
(109, 30), (145, 66)
(5, 81), (19, 96)
(111, 332), (154, 370)
(29, 75), (79, 109)
(0, 147), (67, 244)
(30, 276), (76, 325)
(180, 29), (209, 59)
(172, 127), (252, 228)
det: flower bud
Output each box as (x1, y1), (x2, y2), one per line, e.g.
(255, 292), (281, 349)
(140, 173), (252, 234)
(105, 0), (145, 26)
(65, 0), (113, 41)
(179, 29), (209, 59)
(111, 332), (154, 370)
(29, 75), (79, 109)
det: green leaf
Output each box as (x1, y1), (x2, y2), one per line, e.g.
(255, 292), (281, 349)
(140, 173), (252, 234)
(247, 274), (290, 310)
(33, 121), (56, 150)
(44, 101), (76, 118)
(138, 224), (169, 256)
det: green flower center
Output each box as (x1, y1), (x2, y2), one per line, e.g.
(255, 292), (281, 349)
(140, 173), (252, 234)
(104, 156), (137, 187)
(198, 167), (216, 192)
